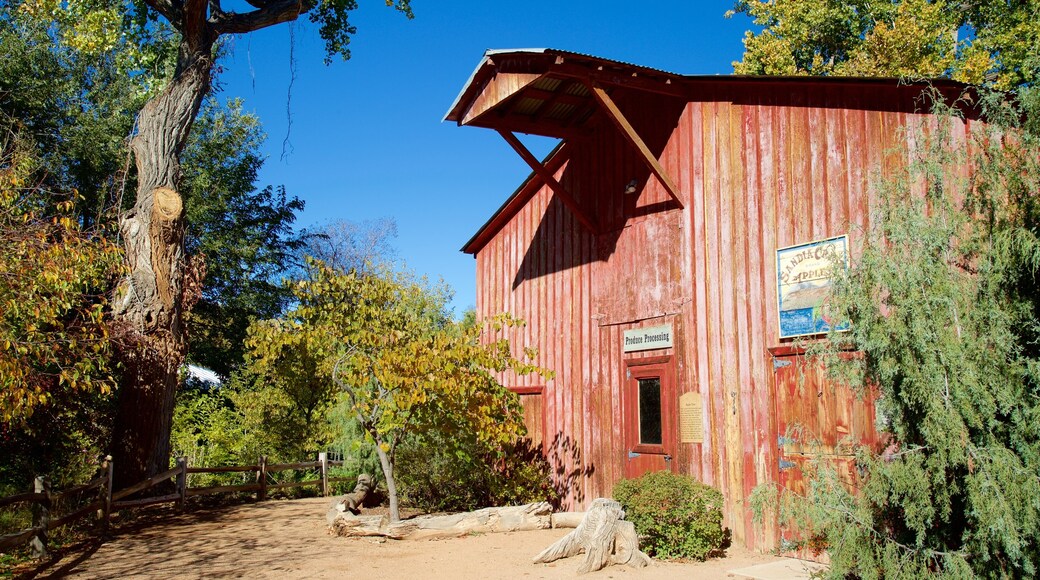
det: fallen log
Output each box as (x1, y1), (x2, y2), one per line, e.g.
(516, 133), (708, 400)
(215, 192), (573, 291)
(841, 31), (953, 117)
(533, 498), (650, 574)
(330, 502), (552, 540)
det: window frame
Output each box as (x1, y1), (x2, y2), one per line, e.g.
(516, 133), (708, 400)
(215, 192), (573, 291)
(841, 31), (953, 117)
(624, 356), (676, 456)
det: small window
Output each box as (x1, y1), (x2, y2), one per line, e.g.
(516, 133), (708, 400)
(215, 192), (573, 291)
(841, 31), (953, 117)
(638, 377), (662, 445)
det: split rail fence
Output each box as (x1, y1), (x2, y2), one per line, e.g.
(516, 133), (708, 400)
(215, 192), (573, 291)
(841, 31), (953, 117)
(0, 452), (348, 557)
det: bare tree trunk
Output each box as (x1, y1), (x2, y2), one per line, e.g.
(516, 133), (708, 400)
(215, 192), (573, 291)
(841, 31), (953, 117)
(374, 443), (400, 522)
(110, 34), (213, 489)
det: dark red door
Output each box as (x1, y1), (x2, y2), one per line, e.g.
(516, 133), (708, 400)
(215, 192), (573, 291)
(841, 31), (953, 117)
(624, 357), (676, 478)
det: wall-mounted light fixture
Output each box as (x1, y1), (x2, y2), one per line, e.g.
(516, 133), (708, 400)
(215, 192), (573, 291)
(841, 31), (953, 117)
(624, 179), (638, 195)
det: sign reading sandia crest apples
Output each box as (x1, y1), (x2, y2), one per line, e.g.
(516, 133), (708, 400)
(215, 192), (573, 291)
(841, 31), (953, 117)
(777, 235), (849, 339)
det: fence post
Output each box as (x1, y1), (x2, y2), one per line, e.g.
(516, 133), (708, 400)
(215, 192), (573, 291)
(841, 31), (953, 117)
(176, 456), (187, 510)
(318, 452), (328, 497)
(101, 455), (113, 531)
(30, 476), (50, 558)
(257, 456), (267, 502)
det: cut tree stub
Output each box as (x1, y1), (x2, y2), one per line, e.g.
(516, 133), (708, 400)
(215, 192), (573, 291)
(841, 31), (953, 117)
(533, 498), (651, 574)
(326, 474), (376, 524)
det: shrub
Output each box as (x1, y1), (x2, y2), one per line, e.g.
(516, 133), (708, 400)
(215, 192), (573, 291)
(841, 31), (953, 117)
(396, 431), (557, 513)
(613, 471), (725, 560)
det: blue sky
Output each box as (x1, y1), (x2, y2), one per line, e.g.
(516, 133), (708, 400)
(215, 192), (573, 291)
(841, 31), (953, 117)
(219, 1), (752, 314)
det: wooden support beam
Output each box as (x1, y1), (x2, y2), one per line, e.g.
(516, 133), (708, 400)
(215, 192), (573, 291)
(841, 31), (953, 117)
(587, 84), (685, 209)
(497, 130), (599, 234)
(479, 115), (591, 140)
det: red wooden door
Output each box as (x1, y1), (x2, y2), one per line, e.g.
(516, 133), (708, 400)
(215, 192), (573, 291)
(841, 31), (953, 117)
(773, 352), (880, 559)
(510, 386), (545, 452)
(623, 357), (676, 478)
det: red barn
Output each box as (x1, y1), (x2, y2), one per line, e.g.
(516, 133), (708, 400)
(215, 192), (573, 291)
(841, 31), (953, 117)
(446, 49), (981, 550)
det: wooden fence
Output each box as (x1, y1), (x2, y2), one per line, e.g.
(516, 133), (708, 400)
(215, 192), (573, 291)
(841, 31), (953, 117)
(0, 452), (349, 557)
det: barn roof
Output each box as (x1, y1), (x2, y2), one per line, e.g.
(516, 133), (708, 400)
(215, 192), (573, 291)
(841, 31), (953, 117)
(450, 48), (974, 254)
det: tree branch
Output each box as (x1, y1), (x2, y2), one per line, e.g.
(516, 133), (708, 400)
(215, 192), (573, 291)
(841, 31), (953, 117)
(208, 0), (225, 20)
(144, 0), (184, 28)
(212, 0), (316, 35)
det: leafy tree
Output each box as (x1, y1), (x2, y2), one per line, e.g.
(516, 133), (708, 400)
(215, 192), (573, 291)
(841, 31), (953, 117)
(758, 91), (1040, 577)
(0, 2), (157, 225)
(0, 129), (123, 424)
(728, 0), (1040, 88)
(17, 0), (415, 487)
(171, 370), (317, 465)
(0, 127), (124, 490)
(181, 98), (307, 377)
(2, 0), (325, 487)
(246, 261), (548, 521)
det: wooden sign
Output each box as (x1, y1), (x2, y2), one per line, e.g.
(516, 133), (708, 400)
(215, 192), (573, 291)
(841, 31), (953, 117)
(679, 392), (704, 443)
(622, 324), (673, 352)
(776, 235), (849, 339)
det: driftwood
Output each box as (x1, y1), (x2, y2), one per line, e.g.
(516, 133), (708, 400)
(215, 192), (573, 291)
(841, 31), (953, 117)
(533, 498), (651, 574)
(331, 502), (553, 540)
(550, 512), (585, 529)
(326, 474), (376, 525)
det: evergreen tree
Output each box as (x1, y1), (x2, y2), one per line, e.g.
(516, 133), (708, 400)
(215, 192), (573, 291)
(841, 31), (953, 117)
(764, 90), (1040, 578)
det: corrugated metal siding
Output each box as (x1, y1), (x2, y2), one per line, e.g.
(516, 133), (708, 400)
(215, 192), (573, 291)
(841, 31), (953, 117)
(474, 81), (977, 550)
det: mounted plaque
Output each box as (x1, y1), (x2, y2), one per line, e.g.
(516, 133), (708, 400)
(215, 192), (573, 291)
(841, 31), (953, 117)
(679, 392), (704, 444)
(622, 324), (673, 352)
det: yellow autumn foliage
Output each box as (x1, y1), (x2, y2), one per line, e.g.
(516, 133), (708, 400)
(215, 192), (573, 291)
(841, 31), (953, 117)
(0, 132), (123, 422)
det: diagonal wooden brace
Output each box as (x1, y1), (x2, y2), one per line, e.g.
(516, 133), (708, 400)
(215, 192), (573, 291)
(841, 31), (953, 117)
(587, 84), (685, 209)
(497, 130), (599, 234)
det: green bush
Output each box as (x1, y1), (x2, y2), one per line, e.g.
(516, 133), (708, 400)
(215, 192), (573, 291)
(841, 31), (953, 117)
(396, 431), (557, 513)
(613, 471), (725, 560)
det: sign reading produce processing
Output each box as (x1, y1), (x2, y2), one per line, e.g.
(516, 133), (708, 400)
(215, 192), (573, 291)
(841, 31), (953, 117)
(776, 235), (849, 339)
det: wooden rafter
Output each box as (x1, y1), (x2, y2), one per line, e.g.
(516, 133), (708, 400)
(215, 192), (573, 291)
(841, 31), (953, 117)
(554, 64), (687, 98)
(497, 130), (599, 235)
(529, 81), (583, 122)
(586, 83), (685, 209)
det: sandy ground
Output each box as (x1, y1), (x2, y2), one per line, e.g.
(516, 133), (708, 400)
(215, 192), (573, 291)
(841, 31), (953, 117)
(16, 497), (787, 579)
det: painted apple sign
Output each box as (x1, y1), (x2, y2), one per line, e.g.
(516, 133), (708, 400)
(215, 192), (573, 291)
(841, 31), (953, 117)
(776, 235), (849, 339)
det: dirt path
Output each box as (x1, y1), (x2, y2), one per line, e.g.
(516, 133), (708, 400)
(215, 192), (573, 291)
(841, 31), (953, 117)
(19, 498), (786, 579)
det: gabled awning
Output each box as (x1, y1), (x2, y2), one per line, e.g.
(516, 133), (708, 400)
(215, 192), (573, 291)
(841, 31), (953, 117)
(444, 49), (686, 140)
(448, 49), (689, 235)
(450, 49), (976, 255)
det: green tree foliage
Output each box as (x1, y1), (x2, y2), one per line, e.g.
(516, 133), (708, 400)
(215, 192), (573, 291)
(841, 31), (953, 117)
(10, 0), (414, 487)
(729, 0), (1040, 88)
(244, 261), (549, 520)
(3, 2), (308, 381)
(170, 373), (381, 489)
(763, 91), (1040, 577)
(2, 0), (311, 496)
(181, 98), (307, 377)
(0, 1), (158, 224)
